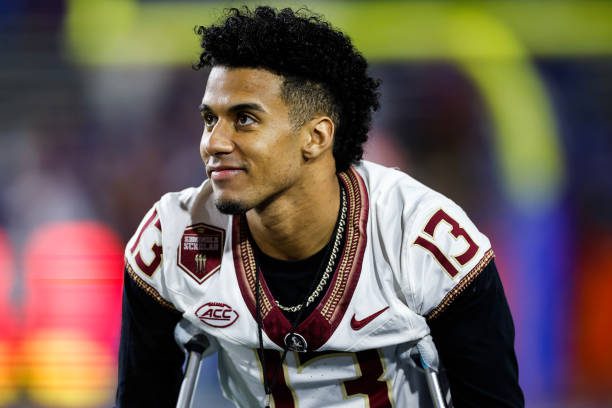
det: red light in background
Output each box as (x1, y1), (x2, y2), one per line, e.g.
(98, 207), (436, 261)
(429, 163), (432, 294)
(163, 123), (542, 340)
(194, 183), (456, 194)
(21, 221), (124, 407)
(573, 232), (612, 396)
(0, 229), (18, 407)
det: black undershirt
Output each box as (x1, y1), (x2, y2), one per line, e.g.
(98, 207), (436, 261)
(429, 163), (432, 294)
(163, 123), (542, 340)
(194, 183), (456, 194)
(255, 242), (330, 324)
(429, 260), (524, 407)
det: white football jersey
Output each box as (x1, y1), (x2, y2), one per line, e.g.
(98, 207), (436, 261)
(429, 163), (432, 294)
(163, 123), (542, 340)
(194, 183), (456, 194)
(124, 160), (493, 407)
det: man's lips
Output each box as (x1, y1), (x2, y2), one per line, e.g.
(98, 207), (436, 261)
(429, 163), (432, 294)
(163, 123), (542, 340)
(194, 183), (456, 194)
(206, 166), (245, 181)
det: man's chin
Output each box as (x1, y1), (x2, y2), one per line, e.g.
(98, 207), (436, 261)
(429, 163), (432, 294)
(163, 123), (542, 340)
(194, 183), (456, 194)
(214, 199), (249, 215)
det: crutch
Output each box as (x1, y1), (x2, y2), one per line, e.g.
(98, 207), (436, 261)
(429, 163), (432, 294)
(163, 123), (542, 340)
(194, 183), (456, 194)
(415, 334), (448, 408)
(175, 333), (210, 408)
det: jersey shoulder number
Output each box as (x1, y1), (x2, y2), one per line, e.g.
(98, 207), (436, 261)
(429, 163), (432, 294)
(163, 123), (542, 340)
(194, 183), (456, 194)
(413, 208), (481, 279)
(406, 201), (492, 316)
(125, 204), (163, 279)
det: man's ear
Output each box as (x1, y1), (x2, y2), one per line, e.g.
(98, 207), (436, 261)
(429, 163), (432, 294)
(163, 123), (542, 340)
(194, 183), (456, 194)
(302, 116), (335, 160)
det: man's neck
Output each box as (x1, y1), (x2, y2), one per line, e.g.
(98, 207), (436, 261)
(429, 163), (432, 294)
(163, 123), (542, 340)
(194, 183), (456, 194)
(246, 171), (341, 261)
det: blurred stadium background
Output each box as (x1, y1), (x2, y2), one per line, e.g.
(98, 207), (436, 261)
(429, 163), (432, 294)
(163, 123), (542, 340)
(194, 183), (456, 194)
(1, 0), (611, 407)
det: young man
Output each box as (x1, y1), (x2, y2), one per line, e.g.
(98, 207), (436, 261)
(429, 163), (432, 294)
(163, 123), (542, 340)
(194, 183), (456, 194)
(116, 6), (524, 407)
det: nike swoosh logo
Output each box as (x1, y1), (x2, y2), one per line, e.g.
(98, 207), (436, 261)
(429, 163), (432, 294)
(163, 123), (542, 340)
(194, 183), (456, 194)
(350, 306), (390, 330)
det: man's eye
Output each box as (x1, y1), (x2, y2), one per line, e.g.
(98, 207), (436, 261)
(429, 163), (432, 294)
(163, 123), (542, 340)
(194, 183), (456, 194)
(236, 113), (255, 127)
(203, 113), (217, 127)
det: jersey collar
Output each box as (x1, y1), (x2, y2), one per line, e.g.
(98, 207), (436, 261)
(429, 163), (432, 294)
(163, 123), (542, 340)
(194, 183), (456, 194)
(232, 167), (369, 350)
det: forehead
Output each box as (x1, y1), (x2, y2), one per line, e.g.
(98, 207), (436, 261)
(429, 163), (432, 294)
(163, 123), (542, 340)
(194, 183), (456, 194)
(202, 66), (284, 109)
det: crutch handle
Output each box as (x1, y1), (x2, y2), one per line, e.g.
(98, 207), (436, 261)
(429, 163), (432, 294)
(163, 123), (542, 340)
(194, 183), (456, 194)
(176, 334), (210, 408)
(185, 334), (210, 354)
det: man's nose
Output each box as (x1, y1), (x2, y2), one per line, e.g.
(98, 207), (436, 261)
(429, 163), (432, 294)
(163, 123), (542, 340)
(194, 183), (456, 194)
(201, 121), (234, 158)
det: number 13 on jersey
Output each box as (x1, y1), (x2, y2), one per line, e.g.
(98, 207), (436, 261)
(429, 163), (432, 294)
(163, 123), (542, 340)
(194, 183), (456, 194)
(413, 209), (479, 278)
(259, 349), (393, 407)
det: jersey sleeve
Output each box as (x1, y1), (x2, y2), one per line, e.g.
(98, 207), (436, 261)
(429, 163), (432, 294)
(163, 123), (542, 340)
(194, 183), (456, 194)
(124, 203), (176, 309)
(117, 203), (186, 406)
(402, 198), (494, 318)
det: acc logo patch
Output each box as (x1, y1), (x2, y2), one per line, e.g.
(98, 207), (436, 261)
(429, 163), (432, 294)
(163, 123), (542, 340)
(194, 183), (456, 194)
(196, 302), (239, 328)
(177, 223), (225, 284)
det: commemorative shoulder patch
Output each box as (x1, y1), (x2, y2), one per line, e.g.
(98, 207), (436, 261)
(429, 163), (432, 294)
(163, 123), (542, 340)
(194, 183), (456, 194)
(177, 223), (225, 284)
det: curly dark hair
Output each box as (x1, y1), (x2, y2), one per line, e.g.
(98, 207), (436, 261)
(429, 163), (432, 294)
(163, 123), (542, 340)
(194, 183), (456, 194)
(194, 6), (380, 172)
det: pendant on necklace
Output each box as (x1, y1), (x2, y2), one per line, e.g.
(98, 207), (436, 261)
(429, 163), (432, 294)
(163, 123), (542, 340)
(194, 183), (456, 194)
(284, 332), (308, 352)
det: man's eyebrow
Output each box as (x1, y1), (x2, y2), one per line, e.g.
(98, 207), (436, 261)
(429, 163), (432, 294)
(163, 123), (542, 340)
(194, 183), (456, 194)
(198, 103), (267, 114)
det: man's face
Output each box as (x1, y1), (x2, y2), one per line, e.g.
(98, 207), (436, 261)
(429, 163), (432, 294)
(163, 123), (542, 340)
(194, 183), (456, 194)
(200, 67), (305, 214)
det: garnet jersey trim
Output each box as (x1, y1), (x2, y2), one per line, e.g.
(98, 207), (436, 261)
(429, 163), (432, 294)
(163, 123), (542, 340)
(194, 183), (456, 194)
(232, 167), (369, 351)
(125, 261), (177, 311)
